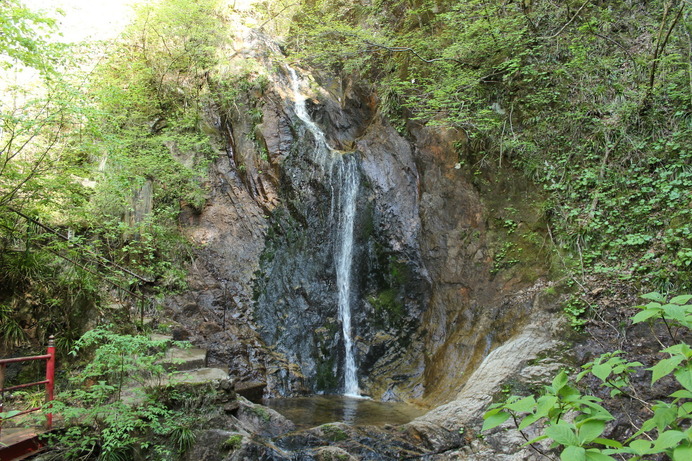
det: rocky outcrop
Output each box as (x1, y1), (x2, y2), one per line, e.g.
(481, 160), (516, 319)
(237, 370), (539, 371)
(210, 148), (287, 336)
(164, 22), (564, 421)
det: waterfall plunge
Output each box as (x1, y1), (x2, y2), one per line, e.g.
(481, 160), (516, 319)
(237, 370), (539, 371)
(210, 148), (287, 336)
(288, 68), (361, 397)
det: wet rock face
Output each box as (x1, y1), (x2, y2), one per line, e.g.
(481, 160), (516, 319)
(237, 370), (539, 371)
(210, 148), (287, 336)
(253, 81), (431, 396)
(169, 27), (556, 405)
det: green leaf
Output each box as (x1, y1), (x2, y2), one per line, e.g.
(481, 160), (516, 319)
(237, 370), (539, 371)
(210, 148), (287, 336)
(518, 413), (541, 430)
(642, 292), (666, 302)
(664, 304), (688, 323)
(673, 443), (692, 461)
(592, 438), (623, 449)
(0, 410), (22, 419)
(629, 439), (653, 455)
(535, 394), (559, 419)
(482, 409), (511, 431)
(552, 370), (569, 391)
(651, 403), (678, 431)
(669, 295), (692, 305)
(670, 389), (692, 399)
(675, 367), (692, 392)
(585, 450), (617, 461)
(652, 430), (685, 452)
(578, 420), (606, 444)
(522, 434), (548, 446)
(561, 445), (586, 461)
(631, 308), (661, 324)
(506, 395), (536, 413)
(546, 423), (580, 446)
(592, 363), (612, 382)
(651, 356), (685, 384)
(679, 401), (692, 416)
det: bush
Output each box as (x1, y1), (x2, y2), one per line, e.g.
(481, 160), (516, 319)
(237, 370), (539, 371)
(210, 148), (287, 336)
(483, 292), (692, 460)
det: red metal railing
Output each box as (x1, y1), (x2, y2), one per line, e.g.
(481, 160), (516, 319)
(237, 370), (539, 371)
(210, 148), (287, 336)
(0, 336), (56, 433)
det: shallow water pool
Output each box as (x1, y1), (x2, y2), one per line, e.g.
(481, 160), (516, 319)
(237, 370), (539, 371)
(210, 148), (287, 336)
(264, 395), (426, 429)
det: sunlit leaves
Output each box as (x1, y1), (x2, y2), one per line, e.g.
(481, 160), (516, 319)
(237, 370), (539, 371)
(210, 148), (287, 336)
(0, 0), (60, 73)
(483, 292), (692, 459)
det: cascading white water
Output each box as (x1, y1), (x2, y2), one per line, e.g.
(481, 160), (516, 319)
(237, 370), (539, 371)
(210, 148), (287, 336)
(288, 68), (331, 168)
(335, 157), (360, 397)
(288, 67), (361, 397)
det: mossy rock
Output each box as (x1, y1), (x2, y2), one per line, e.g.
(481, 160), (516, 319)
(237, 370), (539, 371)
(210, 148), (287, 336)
(321, 424), (349, 442)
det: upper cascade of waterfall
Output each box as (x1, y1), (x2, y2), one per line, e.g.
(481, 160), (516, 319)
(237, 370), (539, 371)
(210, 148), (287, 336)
(287, 67), (334, 168)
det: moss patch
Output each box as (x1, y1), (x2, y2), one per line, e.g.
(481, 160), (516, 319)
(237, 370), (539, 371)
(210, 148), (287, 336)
(222, 434), (243, 450)
(368, 288), (404, 329)
(322, 424), (349, 442)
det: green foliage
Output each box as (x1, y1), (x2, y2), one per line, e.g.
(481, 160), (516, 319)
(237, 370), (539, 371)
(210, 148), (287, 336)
(564, 296), (590, 329)
(483, 292), (692, 460)
(249, 405), (271, 422)
(0, 222), (101, 352)
(222, 434), (243, 451)
(322, 424), (349, 442)
(47, 327), (196, 460)
(369, 288), (404, 328)
(0, 0), (61, 73)
(287, 0), (692, 291)
(0, 302), (27, 348)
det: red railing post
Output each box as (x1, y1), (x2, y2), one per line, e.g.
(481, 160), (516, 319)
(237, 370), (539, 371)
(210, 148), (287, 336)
(45, 335), (55, 430)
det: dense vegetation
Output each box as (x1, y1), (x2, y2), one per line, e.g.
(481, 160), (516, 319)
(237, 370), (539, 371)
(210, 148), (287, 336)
(0, 0), (226, 353)
(484, 293), (692, 460)
(275, 0), (692, 296)
(1, 0), (691, 458)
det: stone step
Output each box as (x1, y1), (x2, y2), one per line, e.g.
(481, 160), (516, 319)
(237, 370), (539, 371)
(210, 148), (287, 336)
(122, 367), (231, 405)
(149, 333), (173, 343)
(167, 367), (230, 385)
(160, 346), (208, 371)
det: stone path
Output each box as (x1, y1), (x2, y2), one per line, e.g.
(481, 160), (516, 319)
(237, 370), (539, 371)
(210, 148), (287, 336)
(121, 334), (231, 404)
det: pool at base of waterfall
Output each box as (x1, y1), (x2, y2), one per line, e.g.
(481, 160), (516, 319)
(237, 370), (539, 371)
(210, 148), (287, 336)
(264, 395), (426, 429)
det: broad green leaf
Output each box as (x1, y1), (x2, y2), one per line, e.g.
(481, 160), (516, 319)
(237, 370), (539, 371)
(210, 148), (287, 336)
(506, 395), (536, 413)
(592, 363), (612, 382)
(663, 304), (688, 323)
(585, 450), (617, 461)
(651, 356), (685, 384)
(561, 445), (586, 461)
(631, 308), (661, 324)
(673, 443), (692, 461)
(652, 403), (678, 431)
(641, 292), (665, 302)
(0, 410), (22, 418)
(675, 368), (692, 392)
(663, 344), (689, 355)
(629, 439), (653, 455)
(578, 420), (606, 444)
(670, 389), (692, 399)
(482, 409), (511, 431)
(679, 401), (692, 416)
(535, 394), (559, 419)
(669, 295), (692, 305)
(522, 434), (548, 446)
(552, 370), (569, 391)
(545, 423), (579, 446)
(592, 438), (623, 449)
(518, 413), (540, 430)
(652, 430), (685, 452)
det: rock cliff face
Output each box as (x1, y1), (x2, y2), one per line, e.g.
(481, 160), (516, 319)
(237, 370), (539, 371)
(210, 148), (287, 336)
(165, 26), (562, 410)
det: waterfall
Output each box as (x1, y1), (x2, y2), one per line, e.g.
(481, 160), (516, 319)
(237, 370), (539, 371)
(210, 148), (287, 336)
(335, 157), (360, 397)
(288, 67), (361, 397)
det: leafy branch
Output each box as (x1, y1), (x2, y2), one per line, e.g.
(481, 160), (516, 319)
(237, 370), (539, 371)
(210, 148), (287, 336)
(483, 292), (692, 461)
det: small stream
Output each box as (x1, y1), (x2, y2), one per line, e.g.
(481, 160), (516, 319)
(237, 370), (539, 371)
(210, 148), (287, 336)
(264, 395), (426, 429)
